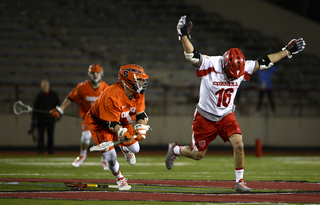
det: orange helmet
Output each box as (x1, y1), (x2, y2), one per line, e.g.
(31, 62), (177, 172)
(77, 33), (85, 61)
(118, 64), (149, 94)
(88, 64), (104, 84)
(222, 48), (245, 81)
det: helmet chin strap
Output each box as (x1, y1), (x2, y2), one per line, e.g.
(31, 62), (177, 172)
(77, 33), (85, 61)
(122, 81), (135, 92)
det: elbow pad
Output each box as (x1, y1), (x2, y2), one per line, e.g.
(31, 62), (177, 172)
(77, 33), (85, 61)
(136, 111), (148, 124)
(257, 56), (273, 70)
(108, 121), (120, 132)
(184, 49), (200, 64)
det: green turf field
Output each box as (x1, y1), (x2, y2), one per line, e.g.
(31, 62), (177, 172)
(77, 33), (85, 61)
(0, 152), (320, 204)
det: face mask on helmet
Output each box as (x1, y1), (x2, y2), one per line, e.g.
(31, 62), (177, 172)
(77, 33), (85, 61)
(222, 48), (245, 81)
(88, 64), (104, 85)
(118, 64), (149, 94)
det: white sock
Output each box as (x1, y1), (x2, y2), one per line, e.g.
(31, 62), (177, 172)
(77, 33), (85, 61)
(235, 168), (244, 182)
(121, 146), (129, 152)
(173, 146), (182, 156)
(115, 171), (124, 180)
(80, 149), (87, 157)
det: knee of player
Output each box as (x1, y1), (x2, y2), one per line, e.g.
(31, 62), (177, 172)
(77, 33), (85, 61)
(127, 142), (140, 153)
(234, 140), (244, 151)
(195, 152), (205, 160)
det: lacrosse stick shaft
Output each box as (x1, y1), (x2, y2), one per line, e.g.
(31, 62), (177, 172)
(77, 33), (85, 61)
(32, 109), (81, 118)
(86, 184), (118, 189)
(64, 182), (118, 189)
(13, 101), (81, 118)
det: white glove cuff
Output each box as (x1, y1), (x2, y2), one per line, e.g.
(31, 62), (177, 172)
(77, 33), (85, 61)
(117, 127), (128, 138)
(56, 106), (64, 114)
(282, 48), (292, 59)
(134, 124), (151, 132)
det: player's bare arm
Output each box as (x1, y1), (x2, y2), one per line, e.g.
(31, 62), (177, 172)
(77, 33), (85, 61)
(254, 38), (306, 72)
(136, 111), (147, 125)
(181, 36), (194, 53)
(59, 97), (72, 111)
(178, 15), (201, 67)
(253, 50), (287, 72)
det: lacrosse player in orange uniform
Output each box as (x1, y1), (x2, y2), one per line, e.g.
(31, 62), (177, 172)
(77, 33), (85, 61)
(85, 64), (150, 190)
(50, 64), (109, 169)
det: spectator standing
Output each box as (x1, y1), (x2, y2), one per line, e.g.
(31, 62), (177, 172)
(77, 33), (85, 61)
(256, 66), (277, 114)
(31, 79), (60, 154)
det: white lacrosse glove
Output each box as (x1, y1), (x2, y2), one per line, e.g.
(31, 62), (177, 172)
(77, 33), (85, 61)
(134, 124), (152, 141)
(282, 38), (306, 58)
(177, 15), (193, 41)
(118, 127), (132, 142)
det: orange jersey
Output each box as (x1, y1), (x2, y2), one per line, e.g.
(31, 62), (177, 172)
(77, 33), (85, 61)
(90, 81), (145, 125)
(68, 80), (109, 118)
(86, 82), (145, 145)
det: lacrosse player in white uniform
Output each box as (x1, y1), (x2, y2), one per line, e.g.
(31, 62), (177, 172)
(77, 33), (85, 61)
(165, 15), (306, 192)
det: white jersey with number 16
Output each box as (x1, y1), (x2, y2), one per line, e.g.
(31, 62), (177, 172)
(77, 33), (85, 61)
(195, 54), (256, 117)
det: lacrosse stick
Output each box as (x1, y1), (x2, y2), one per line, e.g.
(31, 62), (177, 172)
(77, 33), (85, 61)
(13, 101), (80, 118)
(89, 140), (123, 152)
(64, 182), (118, 190)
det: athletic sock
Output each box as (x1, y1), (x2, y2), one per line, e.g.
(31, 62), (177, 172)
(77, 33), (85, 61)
(235, 167), (244, 182)
(173, 145), (182, 156)
(80, 149), (87, 157)
(121, 146), (129, 152)
(114, 171), (124, 180)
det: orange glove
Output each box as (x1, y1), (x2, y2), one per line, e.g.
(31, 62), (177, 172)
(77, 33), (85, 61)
(117, 127), (131, 142)
(134, 124), (152, 141)
(50, 106), (64, 118)
(118, 127), (134, 146)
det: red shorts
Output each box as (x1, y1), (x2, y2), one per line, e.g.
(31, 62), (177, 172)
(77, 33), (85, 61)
(191, 111), (242, 151)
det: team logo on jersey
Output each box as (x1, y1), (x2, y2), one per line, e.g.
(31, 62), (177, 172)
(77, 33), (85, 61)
(85, 96), (99, 102)
(198, 140), (206, 148)
(213, 81), (238, 86)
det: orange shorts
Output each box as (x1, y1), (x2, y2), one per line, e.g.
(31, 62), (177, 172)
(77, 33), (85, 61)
(85, 111), (137, 150)
(191, 111), (242, 151)
(81, 119), (89, 131)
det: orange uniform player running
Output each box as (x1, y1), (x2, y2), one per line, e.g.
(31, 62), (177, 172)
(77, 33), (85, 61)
(50, 64), (109, 169)
(85, 64), (151, 190)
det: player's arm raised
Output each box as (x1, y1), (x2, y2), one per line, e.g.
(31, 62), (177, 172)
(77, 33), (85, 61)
(253, 38), (306, 72)
(177, 15), (201, 67)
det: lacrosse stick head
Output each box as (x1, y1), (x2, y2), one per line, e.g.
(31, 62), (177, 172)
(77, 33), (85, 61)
(64, 182), (87, 190)
(89, 141), (114, 152)
(13, 101), (33, 115)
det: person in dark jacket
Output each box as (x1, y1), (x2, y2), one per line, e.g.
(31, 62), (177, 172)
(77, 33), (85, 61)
(31, 79), (60, 154)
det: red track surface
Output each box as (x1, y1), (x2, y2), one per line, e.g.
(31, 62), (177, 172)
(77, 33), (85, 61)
(1, 178), (320, 203)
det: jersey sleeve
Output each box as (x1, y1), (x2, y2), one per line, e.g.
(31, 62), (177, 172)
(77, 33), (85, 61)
(99, 95), (121, 122)
(196, 55), (222, 77)
(243, 60), (257, 82)
(135, 94), (146, 113)
(68, 83), (84, 103)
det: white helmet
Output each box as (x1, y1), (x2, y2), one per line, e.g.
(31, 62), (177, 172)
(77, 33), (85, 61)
(88, 64), (104, 84)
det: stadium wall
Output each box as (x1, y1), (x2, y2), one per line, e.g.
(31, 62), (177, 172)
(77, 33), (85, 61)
(1, 115), (319, 149)
(184, 0), (320, 58)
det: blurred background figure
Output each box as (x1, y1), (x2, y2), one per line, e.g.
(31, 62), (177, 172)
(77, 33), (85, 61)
(30, 79), (60, 154)
(256, 66), (277, 115)
(50, 64), (109, 169)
